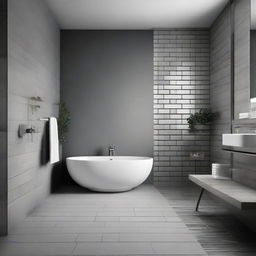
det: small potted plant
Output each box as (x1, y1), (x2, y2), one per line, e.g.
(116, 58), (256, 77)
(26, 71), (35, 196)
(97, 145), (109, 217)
(58, 103), (70, 159)
(187, 108), (213, 131)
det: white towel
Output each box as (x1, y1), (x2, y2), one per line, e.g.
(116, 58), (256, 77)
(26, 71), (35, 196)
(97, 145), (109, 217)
(49, 117), (59, 164)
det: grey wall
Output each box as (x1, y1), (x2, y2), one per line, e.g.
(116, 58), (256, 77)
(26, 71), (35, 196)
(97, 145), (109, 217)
(210, 0), (256, 230)
(233, 0), (256, 191)
(0, 0), (7, 236)
(210, 3), (232, 164)
(153, 30), (211, 185)
(8, 0), (60, 230)
(61, 31), (153, 163)
(211, 0), (256, 190)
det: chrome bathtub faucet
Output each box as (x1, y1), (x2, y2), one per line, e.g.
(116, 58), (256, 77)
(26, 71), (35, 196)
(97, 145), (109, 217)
(108, 144), (115, 156)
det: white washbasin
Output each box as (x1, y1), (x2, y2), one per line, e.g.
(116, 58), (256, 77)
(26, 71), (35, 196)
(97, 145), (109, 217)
(222, 133), (256, 148)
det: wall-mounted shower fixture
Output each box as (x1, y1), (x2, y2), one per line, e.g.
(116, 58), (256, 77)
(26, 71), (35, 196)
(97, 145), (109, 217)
(18, 124), (36, 137)
(29, 96), (42, 114)
(30, 96), (42, 102)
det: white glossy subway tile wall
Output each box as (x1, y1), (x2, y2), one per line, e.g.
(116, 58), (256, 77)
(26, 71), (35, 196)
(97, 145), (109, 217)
(153, 30), (211, 185)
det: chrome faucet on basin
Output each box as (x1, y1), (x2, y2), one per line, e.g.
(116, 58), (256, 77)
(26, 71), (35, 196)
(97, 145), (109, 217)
(108, 144), (115, 156)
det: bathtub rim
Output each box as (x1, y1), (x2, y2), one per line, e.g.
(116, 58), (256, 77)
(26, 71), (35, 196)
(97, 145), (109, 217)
(66, 156), (153, 161)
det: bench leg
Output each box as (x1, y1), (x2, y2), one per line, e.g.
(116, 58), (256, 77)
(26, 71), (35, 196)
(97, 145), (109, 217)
(195, 188), (204, 212)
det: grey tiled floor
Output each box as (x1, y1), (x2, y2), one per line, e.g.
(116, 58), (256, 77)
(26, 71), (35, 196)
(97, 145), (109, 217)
(158, 185), (256, 256)
(0, 185), (206, 255)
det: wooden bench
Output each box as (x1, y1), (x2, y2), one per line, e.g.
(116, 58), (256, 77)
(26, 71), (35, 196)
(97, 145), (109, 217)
(189, 174), (256, 211)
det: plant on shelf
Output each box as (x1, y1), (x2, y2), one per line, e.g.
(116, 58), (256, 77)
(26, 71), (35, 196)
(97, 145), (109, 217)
(187, 108), (213, 130)
(58, 103), (70, 144)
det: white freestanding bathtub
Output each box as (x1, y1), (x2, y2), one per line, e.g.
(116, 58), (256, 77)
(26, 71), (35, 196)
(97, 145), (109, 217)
(66, 156), (153, 192)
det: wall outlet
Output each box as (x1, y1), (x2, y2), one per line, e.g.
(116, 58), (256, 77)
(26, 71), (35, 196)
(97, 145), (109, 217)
(190, 152), (205, 160)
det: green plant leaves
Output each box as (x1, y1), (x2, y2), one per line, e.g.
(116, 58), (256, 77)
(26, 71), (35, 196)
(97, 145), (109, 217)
(58, 103), (71, 144)
(187, 108), (213, 130)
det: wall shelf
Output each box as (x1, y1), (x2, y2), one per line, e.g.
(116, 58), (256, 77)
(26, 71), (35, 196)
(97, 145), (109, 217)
(189, 175), (256, 210)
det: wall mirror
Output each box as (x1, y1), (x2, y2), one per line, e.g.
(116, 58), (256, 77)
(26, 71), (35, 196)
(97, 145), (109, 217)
(250, 0), (256, 99)
(233, 0), (251, 120)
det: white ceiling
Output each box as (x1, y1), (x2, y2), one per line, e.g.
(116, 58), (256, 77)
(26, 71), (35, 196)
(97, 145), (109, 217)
(45, 0), (229, 29)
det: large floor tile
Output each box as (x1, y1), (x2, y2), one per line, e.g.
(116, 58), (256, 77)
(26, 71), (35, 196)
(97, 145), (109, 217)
(76, 233), (102, 242)
(119, 233), (197, 242)
(152, 242), (206, 255)
(73, 242), (154, 255)
(0, 242), (76, 255)
(0, 185), (206, 256)
(0, 234), (77, 243)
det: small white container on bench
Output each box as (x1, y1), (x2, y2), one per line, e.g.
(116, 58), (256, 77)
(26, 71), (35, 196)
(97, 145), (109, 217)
(212, 163), (231, 180)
